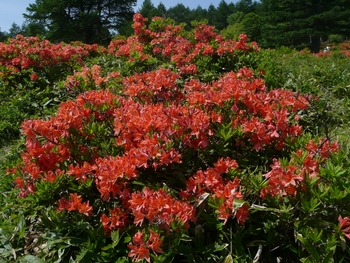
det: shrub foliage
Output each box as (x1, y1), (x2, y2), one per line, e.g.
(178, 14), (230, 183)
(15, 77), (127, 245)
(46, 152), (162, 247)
(1, 14), (350, 263)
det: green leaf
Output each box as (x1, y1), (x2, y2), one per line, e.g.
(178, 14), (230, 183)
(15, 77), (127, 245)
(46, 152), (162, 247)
(115, 257), (130, 263)
(56, 247), (65, 261)
(340, 235), (346, 251)
(177, 233), (192, 242)
(321, 245), (336, 263)
(301, 197), (321, 213)
(173, 244), (192, 256)
(222, 253), (233, 263)
(233, 199), (248, 212)
(111, 230), (120, 243)
(123, 236), (131, 244)
(75, 247), (89, 262)
(102, 230), (125, 251)
(296, 233), (320, 262)
(203, 242), (228, 253)
(300, 257), (313, 263)
(17, 215), (26, 238)
(218, 123), (236, 142)
(21, 255), (44, 263)
(250, 204), (292, 213)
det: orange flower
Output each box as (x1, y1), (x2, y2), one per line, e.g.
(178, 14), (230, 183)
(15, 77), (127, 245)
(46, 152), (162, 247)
(128, 243), (150, 263)
(67, 193), (84, 211)
(128, 231), (150, 262)
(128, 230), (163, 262)
(339, 215), (350, 240)
(57, 193), (93, 216)
(146, 230), (163, 254)
(57, 197), (70, 212)
(100, 207), (130, 233)
(13, 177), (25, 189)
(30, 73), (39, 81)
(129, 187), (196, 229)
(43, 171), (57, 183)
(77, 201), (93, 216)
(235, 203), (250, 225)
(260, 159), (304, 198)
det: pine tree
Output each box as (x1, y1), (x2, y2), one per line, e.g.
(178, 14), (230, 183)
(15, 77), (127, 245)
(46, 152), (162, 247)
(260, 0), (350, 50)
(138, 0), (161, 21)
(24, 0), (136, 44)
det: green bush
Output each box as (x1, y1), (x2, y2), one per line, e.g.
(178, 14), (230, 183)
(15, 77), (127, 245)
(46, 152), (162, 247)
(1, 15), (350, 263)
(329, 34), (343, 43)
(256, 47), (350, 140)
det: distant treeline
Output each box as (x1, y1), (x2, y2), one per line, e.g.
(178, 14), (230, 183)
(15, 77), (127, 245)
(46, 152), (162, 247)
(1, 0), (349, 51)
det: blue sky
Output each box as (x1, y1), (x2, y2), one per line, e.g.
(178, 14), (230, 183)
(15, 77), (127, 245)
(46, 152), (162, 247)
(0, 0), (238, 32)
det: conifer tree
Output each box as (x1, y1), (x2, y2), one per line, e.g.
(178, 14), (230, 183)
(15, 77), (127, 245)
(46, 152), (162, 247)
(24, 0), (136, 44)
(260, 0), (350, 50)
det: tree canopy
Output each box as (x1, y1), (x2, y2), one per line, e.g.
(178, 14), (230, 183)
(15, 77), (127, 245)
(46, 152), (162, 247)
(138, 0), (162, 21)
(259, 0), (350, 51)
(1, 0), (348, 52)
(23, 0), (136, 44)
(0, 29), (7, 42)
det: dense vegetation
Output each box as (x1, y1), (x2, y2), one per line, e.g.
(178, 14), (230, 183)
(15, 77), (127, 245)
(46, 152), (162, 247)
(0, 0), (137, 44)
(1, 0), (349, 50)
(1, 12), (350, 263)
(23, 0), (136, 44)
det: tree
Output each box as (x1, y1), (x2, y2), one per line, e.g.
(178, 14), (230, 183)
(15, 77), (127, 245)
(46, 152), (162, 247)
(221, 10), (248, 40)
(207, 4), (218, 28)
(242, 12), (262, 42)
(260, 0), (350, 51)
(22, 21), (48, 37)
(117, 17), (134, 37)
(220, 23), (244, 40)
(189, 6), (208, 23)
(8, 23), (23, 38)
(24, 0), (136, 44)
(235, 0), (257, 14)
(157, 3), (167, 17)
(214, 0), (234, 30)
(0, 28), (8, 42)
(221, 11), (245, 39)
(167, 4), (191, 27)
(138, 0), (161, 21)
(227, 11), (245, 25)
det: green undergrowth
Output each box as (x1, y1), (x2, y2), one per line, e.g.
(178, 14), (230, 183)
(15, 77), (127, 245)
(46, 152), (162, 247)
(1, 16), (350, 262)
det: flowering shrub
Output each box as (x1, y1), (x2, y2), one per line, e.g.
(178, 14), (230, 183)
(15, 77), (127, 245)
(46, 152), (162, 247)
(0, 35), (108, 146)
(108, 14), (259, 79)
(1, 35), (104, 62)
(2, 14), (350, 262)
(0, 35), (106, 83)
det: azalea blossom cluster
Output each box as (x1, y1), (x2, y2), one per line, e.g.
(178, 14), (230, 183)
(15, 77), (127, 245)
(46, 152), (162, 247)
(340, 41), (350, 57)
(260, 137), (339, 199)
(339, 215), (350, 240)
(108, 14), (259, 75)
(0, 34), (106, 81)
(64, 64), (122, 92)
(128, 230), (163, 262)
(180, 157), (249, 225)
(313, 40), (350, 57)
(57, 193), (93, 216)
(9, 71), (315, 258)
(5, 14), (343, 261)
